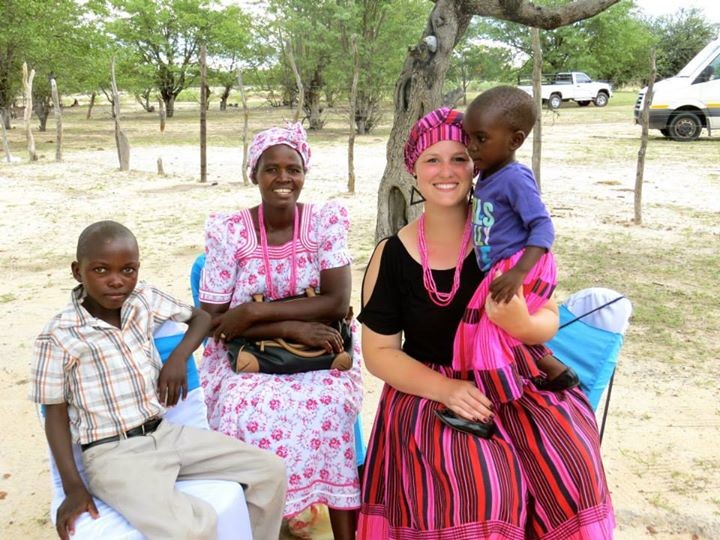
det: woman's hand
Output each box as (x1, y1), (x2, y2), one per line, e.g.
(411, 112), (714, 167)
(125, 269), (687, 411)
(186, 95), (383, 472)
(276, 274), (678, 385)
(211, 303), (255, 342)
(439, 378), (494, 423)
(286, 321), (344, 353)
(485, 280), (530, 337)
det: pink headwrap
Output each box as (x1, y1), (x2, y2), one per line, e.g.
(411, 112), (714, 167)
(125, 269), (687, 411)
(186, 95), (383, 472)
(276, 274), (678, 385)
(404, 107), (469, 174)
(248, 122), (312, 178)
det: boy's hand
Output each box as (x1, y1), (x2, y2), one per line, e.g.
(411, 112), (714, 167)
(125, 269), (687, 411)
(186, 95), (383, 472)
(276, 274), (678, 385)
(489, 267), (525, 304)
(158, 353), (187, 407)
(56, 487), (99, 540)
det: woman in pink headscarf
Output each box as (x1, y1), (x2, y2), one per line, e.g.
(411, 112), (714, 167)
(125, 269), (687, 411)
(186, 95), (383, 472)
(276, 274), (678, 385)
(198, 123), (362, 538)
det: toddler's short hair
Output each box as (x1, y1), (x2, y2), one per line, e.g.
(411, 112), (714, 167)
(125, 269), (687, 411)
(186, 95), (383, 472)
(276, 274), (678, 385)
(469, 85), (537, 136)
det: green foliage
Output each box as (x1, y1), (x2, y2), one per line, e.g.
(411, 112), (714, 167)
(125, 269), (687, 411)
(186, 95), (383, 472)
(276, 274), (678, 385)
(0, 0), (102, 120)
(474, 0), (655, 86)
(648, 8), (720, 80)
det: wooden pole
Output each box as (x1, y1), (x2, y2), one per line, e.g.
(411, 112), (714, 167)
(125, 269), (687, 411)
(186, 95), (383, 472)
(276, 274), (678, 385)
(50, 77), (63, 162)
(111, 55), (130, 170)
(634, 49), (656, 225)
(157, 96), (166, 175)
(200, 43), (207, 183)
(236, 69), (250, 185)
(284, 37), (304, 124)
(531, 27), (543, 191)
(0, 110), (11, 162)
(347, 35), (360, 194)
(21, 63), (38, 162)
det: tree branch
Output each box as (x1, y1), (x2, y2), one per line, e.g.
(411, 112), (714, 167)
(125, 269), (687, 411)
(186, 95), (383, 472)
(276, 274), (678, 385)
(463, 0), (621, 29)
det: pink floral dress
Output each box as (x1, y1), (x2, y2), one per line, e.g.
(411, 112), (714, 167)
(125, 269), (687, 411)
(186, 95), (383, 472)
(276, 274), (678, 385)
(198, 201), (363, 517)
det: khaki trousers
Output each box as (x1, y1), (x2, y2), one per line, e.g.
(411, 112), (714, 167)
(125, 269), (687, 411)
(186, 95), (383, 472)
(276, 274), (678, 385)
(82, 420), (287, 540)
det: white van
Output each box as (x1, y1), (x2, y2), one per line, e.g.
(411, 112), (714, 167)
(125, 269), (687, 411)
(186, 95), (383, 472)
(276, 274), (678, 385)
(634, 37), (720, 141)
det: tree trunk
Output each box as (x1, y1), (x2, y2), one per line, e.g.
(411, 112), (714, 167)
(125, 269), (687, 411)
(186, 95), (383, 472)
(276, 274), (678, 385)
(111, 56), (130, 171)
(199, 44), (207, 183)
(347, 36), (360, 194)
(220, 84), (231, 111)
(531, 27), (542, 191)
(635, 49), (656, 225)
(0, 110), (11, 162)
(375, 0), (622, 238)
(161, 90), (176, 118)
(86, 91), (96, 119)
(50, 78), (63, 162)
(134, 89), (155, 112)
(305, 67), (325, 130)
(1, 107), (10, 129)
(237, 69), (250, 186)
(374, 0), (472, 240)
(22, 63), (37, 162)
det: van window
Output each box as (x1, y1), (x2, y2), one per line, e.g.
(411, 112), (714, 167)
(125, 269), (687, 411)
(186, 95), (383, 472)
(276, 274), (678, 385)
(693, 52), (720, 84)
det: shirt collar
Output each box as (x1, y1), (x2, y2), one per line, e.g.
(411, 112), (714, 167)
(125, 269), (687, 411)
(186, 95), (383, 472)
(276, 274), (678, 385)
(59, 284), (138, 329)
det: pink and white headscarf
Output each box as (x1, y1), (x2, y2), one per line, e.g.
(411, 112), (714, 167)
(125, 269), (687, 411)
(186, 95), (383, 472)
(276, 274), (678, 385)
(248, 122), (312, 179)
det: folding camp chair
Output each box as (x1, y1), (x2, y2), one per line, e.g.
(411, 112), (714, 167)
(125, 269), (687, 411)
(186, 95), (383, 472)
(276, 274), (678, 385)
(191, 253), (367, 466)
(547, 287), (632, 443)
(42, 321), (252, 540)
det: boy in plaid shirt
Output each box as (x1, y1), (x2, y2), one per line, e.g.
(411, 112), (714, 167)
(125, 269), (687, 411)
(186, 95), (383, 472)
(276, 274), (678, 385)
(30, 221), (286, 540)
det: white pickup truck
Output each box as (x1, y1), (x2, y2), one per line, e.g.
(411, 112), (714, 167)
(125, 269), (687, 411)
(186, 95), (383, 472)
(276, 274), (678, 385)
(519, 72), (613, 109)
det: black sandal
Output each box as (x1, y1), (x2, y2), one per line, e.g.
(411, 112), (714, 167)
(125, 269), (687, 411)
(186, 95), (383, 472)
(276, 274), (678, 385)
(534, 366), (581, 392)
(434, 408), (496, 439)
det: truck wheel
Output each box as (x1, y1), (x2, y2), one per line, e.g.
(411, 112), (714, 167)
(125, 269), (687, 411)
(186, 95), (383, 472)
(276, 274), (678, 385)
(548, 94), (562, 110)
(660, 128), (671, 138)
(594, 92), (609, 107)
(669, 112), (702, 141)
(577, 101), (590, 107)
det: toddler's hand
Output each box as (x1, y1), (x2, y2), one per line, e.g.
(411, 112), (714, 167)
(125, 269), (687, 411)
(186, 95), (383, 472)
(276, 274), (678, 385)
(489, 267), (525, 304)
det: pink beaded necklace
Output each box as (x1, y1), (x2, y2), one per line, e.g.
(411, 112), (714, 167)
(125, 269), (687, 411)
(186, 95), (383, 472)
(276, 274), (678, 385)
(258, 204), (299, 299)
(417, 211), (472, 307)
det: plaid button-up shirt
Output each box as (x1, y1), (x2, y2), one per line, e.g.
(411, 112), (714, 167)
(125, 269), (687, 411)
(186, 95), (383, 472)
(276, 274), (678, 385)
(29, 282), (194, 444)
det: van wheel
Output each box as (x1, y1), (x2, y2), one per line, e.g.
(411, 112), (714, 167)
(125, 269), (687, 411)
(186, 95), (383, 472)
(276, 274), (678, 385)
(594, 92), (609, 107)
(669, 112), (702, 141)
(548, 94), (562, 110)
(577, 101), (590, 107)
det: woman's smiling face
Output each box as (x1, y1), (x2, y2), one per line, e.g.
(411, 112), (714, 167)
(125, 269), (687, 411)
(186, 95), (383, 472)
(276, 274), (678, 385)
(254, 144), (306, 208)
(413, 140), (473, 207)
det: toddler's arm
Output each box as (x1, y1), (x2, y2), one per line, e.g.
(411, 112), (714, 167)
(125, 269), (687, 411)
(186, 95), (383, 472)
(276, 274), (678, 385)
(489, 246), (546, 303)
(158, 308), (212, 406)
(44, 403), (99, 539)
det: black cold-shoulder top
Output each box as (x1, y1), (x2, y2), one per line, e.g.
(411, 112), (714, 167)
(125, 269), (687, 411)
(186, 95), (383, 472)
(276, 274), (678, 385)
(358, 235), (486, 366)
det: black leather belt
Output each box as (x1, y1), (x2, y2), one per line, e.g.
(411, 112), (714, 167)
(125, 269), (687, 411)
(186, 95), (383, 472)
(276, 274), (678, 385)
(81, 418), (163, 452)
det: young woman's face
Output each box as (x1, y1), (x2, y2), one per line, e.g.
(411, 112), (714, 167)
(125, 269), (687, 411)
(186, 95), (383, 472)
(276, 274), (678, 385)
(463, 108), (519, 178)
(253, 144), (305, 209)
(71, 236), (140, 318)
(413, 140), (473, 207)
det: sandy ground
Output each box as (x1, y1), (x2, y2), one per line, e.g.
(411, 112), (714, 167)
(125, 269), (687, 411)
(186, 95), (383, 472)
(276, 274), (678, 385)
(1, 113), (719, 539)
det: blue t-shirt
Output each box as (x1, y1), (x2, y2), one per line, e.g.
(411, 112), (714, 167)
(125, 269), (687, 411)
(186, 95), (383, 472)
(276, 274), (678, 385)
(472, 161), (554, 271)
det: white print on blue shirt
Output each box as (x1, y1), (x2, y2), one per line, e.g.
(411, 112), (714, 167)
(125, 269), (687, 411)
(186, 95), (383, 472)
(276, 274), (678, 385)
(472, 197), (494, 271)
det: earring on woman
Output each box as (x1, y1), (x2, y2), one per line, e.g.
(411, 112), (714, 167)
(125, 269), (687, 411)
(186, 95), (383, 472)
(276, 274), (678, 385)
(410, 185), (426, 206)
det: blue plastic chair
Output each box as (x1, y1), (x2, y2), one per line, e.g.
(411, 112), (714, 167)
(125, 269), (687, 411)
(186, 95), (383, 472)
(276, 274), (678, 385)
(547, 288), (632, 442)
(190, 253), (367, 466)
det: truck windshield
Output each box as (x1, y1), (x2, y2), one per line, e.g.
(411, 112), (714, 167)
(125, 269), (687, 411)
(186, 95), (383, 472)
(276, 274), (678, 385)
(677, 40), (720, 77)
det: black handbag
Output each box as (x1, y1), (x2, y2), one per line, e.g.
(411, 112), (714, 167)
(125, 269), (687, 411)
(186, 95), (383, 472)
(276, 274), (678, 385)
(225, 289), (353, 375)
